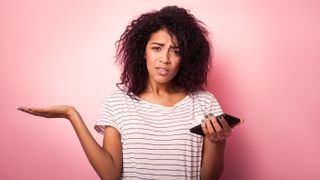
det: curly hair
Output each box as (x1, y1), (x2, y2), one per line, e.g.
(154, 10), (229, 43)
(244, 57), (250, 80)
(115, 5), (212, 98)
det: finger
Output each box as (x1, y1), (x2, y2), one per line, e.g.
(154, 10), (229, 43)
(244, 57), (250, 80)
(211, 116), (224, 138)
(17, 107), (25, 112)
(206, 114), (219, 141)
(207, 113), (216, 131)
(19, 107), (38, 114)
(23, 109), (48, 117)
(211, 116), (222, 131)
(205, 117), (215, 134)
(208, 114), (231, 141)
(18, 107), (36, 114)
(18, 107), (44, 113)
(17, 107), (51, 118)
(17, 106), (32, 112)
(201, 119), (209, 136)
(219, 117), (232, 136)
(239, 118), (245, 124)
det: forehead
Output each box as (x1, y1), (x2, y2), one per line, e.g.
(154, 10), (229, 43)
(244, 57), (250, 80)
(148, 28), (178, 46)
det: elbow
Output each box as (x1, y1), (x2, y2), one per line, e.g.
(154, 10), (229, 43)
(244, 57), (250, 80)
(201, 167), (224, 180)
(212, 166), (224, 180)
(101, 176), (120, 180)
(100, 173), (121, 180)
(214, 167), (224, 180)
(99, 167), (121, 180)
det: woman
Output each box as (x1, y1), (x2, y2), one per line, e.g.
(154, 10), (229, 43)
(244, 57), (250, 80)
(18, 6), (242, 180)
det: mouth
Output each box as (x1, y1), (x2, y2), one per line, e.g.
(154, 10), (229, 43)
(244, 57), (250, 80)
(155, 67), (169, 75)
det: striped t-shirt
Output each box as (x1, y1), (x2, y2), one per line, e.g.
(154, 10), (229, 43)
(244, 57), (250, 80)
(94, 89), (223, 180)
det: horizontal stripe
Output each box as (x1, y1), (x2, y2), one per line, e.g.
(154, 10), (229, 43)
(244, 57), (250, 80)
(124, 161), (200, 168)
(95, 90), (223, 180)
(124, 152), (201, 158)
(122, 158), (197, 165)
(123, 166), (197, 173)
(124, 142), (200, 149)
(122, 136), (200, 142)
(120, 121), (193, 130)
(122, 147), (201, 153)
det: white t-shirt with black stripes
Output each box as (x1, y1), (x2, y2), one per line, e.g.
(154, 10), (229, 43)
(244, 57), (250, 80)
(94, 89), (223, 180)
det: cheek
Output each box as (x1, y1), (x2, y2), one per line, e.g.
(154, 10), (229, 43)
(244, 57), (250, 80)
(145, 59), (151, 71)
(173, 60), (182, 71)
(145, 55), (154, 65)
(145, 52), (156, 63)
(145, 58), (155, 74)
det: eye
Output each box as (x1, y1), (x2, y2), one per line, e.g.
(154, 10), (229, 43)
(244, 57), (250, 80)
(171, 48), (180, 55)
(151, 46), (161, 51)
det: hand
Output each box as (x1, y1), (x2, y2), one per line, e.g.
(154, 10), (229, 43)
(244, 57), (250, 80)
(201, 113), (244, 143)
(17, 105), (76, 120)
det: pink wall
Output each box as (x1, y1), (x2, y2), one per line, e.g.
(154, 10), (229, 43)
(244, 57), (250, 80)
(1, 0), (319, 179)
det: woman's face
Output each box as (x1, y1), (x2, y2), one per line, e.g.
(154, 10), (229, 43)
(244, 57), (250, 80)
(144, 28), (181, 86)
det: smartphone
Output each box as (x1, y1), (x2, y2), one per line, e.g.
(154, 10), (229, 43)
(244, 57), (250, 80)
(189, 113), (241, 136)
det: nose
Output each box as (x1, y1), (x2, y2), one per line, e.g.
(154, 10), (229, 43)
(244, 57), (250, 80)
(160, 50), (171, 64)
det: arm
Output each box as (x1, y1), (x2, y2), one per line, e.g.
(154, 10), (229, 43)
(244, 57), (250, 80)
(69, 109), (122, 180)
(200, 115), (232, 180)
(201, 138), (226, 180)
(18, 106), (122, 180)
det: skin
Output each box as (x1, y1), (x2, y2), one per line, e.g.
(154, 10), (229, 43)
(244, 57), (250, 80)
(139, 28), (186, 106)
(17, 28), (243, 180)
(17, 106), (122, 180)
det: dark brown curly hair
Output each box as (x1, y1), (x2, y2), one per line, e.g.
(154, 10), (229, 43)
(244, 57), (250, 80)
(115, 5), (212, 98)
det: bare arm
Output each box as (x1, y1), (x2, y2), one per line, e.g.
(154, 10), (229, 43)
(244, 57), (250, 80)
(200, 114), (244, 180)
(69, 109), (122, 180)
(201, 138), (226, 180)
(18, 106), (122, 180)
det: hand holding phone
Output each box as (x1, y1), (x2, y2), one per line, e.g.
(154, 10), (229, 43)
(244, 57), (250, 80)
(190, 113), (241, 136)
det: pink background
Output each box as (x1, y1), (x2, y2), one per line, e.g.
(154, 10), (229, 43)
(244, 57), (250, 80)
(1, 0), (319, 179)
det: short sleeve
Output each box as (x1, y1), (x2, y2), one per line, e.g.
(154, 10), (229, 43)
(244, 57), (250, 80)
(201, 91), (224, 117)
(94, 96), (122, 136)
(209, 93), (224, 117)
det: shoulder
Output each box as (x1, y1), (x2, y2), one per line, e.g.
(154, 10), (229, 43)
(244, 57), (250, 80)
(102, 89), (137, 106)
(191, 90), (218, 101)
(190, 90), (223, 115)
(104, 89), (126, 98)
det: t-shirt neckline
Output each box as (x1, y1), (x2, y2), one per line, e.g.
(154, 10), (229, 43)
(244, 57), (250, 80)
(136, 94), (190, 109)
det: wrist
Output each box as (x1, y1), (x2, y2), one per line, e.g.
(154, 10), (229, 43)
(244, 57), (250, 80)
(205, 137), (226, 147)
(67, 107), (79, 122)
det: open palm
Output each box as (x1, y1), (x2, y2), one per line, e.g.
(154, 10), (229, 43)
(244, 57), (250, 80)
(17, 105), (74, 119)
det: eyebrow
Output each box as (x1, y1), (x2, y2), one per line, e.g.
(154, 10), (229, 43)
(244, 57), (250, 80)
(151, 42), (179, 48)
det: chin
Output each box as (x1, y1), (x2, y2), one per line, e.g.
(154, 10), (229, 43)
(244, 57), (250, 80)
(154, 77), (173, 84)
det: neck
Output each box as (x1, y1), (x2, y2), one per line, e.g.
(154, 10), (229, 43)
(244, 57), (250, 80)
(144, 80), (181, 96)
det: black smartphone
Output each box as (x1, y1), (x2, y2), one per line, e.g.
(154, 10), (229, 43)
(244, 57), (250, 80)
(190, 113), (241, 136)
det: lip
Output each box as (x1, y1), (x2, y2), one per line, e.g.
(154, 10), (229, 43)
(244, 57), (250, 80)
(155, 67), (169, 75)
